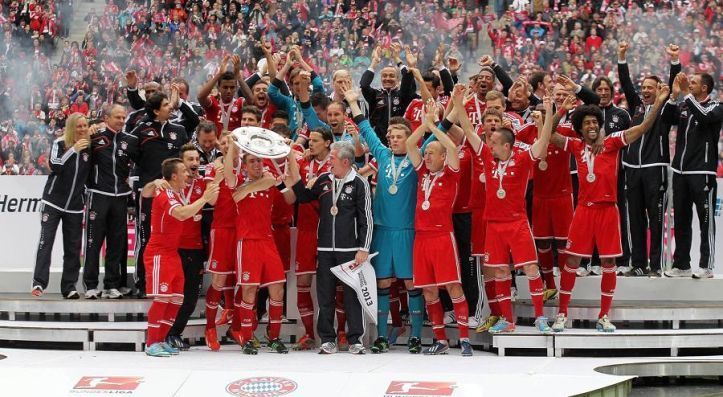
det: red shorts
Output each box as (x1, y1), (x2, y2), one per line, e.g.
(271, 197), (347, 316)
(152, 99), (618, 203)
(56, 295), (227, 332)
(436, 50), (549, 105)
(236, 239), (286, 287)
(272, 224), (291, 272)
(295, 230), (318, 275)
(413, 231), (461, 288)
(144, 251), (184, 297)
(565, 203), (622, 258)
(532, 194), (574, 240)
(484, 219), (538, 268)
(207, 228), (236, 275)
(471, 208), (487, 256)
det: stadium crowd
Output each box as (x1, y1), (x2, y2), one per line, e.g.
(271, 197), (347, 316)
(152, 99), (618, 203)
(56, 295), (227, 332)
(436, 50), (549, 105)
(0, 0), (721, 357)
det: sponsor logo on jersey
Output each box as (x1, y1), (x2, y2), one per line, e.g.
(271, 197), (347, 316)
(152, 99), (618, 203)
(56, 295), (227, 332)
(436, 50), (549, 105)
(226, 376), (297, 397)
(384, 381), (456, 396)
(72, 376), (143, 392)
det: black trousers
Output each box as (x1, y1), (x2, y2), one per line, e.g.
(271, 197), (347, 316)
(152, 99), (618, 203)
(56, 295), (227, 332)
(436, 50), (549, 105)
(83, 192), (128, 290)
(134, 195), (153, 291)
(616, 167), (631, 266)
(626, 167), (668, 271)
(453, 212), (478, 316)
(32, 204), (83, 296)
(672, 174), (717, 270)
(168, 248), (205, 336)
(317, 251), (365, 345)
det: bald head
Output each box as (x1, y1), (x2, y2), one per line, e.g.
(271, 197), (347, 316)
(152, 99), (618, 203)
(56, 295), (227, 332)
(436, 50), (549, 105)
(143, 82), (161, 99)
(423, 141), (447, 173)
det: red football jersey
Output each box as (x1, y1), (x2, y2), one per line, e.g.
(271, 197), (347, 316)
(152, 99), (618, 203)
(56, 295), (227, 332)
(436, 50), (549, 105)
(205, 162), (237, 229)
(234, 174), (274, 240)
(203, 96), (245, 135)
(532, 123), (577, 199)
(178, 176), (206, 249)
(465, 96), (487, 127)
(453, 142), (473, 213)
(514, 121), (538, 145)
(566, 132), (627, 204)
(259, 102), (277, 129)
(147, 189), (184, 252)
(468, 139), (487, 210)
(296, 156), (332, 231)
(404, 97), (448, 133)
(481, 144), (535, 222)
(264, 158), (293, 225)
(414, 163), (460, 233)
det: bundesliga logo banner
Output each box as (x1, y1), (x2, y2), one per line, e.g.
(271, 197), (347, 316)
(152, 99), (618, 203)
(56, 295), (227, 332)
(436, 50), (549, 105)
(331, 252), (378, 325)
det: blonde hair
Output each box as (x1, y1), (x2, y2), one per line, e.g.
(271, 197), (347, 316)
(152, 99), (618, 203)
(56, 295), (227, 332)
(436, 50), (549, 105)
(63, 113), (88, 146)
(485, 90), (506, 103)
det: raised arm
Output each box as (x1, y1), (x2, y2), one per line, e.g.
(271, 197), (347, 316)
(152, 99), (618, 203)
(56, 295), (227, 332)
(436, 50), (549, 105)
(173, 183), (219, 220)
(344, 85), (385, 159)
(452, 84), (481, 152)
(617, 42), (642, 115)
(232, 173), (276, 202)
(125, 70), (145, 110)
(558, 74), (599, 105)
(424, 102), (459, 170)
(410, 67), (432, 102)
(224, 135), (240, 189)
(140, 179), (171, 198)
(624, 83), (670, 143)
(405, 123), (426, 168)
(232, 55), (254, 102)
(550, 95), (576, 148)
(530, 96), (554, 159)
(197, 55), (230, 108)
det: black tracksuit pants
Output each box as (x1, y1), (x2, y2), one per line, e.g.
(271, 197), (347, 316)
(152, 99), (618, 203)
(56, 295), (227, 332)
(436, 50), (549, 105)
(83, 192), (128, 290)
(134, 195), (152, 291)
(672, 174), (717, 270)
(317, 251), (365, 345)
(168, 248), (205, 337)
(626, 167), (667, 271)
(453, 212), (478, 316)
(32, 203), (83, 296)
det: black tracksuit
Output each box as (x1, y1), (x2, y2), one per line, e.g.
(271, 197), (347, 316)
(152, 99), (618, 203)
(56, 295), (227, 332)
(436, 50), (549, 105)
(618, 60), (680, 271)
(130, 118), (189, 292)
(84, 127), (139, 291)
(292, 169), (373, 345)
(33, 139), (91, 296)
(663, 94), (722, 270)
(360, 66), (417, 146)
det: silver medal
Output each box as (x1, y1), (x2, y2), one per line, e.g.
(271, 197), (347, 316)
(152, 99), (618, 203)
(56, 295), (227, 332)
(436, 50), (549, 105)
(496, 189), (506, 199)
(586, 173), (596, 183)
(388, 184), (398, 195)
(538, 160), (548, 171)
(421, 200), (431, 210)
(330, 206), (339, 216)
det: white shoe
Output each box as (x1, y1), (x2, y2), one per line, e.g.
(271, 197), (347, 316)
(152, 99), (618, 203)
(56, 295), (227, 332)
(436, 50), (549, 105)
(692, 268), (714, 279)
(616, 266), (630, 275)
(596, 315), (616, 332)
(348, 343), (366, 354)
(576, 267), (590, 277)
(119, 287), (133, 296)
(319, 342), (338, 354)
(589, 266), (602, 276)
(84, 289), (101, 299)
(443, 311), (456, 325)
(552, 313), (567, 332)
(103, 289), (122, 299)
(467, 317), (481, 329)
(664, 268), (693, 278)
(510, 286), (518, 302)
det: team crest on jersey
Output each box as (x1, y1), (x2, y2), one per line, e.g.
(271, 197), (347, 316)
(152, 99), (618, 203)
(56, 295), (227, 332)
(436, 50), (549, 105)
(345, 185), (353, 194)
(121, 141), (128, 150)
(42, 213), (49, 222)
(169, 132), (177, 141)
(89, 211), (96, 221)
(160, 283), (169, 293)
(566, 240), (572, 249)
(232, 106), (239, 113)
(194, 186), (202, 195)
(210, 260), (217, 269)
(393, 97), (400, 106)
(458, 151), (465, 159)
(483, 252), (490, 262)
(82, 153), (89, 162)
(226, 376), (298, 397)
(243, 272), (250, 281)
(509, 160), (515, 167)
(612, 115), (619, 123)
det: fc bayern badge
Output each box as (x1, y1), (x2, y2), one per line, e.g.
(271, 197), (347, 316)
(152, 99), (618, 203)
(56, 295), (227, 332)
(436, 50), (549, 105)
(226, 376), (298, 397)
(169, 132), (177, 141)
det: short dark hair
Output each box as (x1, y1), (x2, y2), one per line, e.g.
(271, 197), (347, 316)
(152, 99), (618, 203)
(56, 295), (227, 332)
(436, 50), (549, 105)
(311, 92), (331, 109)
(272, 109), (289, 121)
(529, 72), (547, 92)
(642, 75), (661, 85)
(697, 73), (715, 94)
(422, 72), (441, 88)
(310, 127), (334, 143)
(571, 105), (604, 135)
(161, 158), (183, 180)
(218, 71), (237, 85)
(241, 105), (262, 122)
(196, 120), (217, 135)
(327, 100), (347, 113)
(482, 108), (504, 121)
(388, 116), (412, 135)
(145, 92), (168, 118)
(179, 143), (197, 158)
(171, 77), (189, 94)
(272, 124), (292, 138)
(592, 76), (613, 92)
(496, 127), (515, 146)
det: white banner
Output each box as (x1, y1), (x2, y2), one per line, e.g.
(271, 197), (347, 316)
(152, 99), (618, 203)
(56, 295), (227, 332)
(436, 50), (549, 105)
(331, 252), (378, 324)
(0, 176), (64, 271)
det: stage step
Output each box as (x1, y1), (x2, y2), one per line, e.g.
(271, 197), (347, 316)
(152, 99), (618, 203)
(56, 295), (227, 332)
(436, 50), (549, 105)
(515, 275), (722, 302)
(491, 326), (554, 357)
(513, 300), (723, 328)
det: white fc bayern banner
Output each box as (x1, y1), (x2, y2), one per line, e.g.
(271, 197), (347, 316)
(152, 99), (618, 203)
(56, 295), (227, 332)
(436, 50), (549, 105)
(331, 252), (378, 324)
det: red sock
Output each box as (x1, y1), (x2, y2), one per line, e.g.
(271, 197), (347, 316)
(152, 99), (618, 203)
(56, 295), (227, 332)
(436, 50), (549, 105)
(538, 248), (556, 289)
(205, 286), (221, 330)
(232, 288), (243, 332)
(426, 298), (447, 341)
(146, 299), (167, 346)
(389, 285), (402, 328)
(495, 276), (514, 322)
(451, 295), (469, 339)
(335, 285), (346, 333)
(268, 298), (284, 340)
(559, 264), (578, 316)
(297, 284), (315, 337)
(556, 250), (568, 287)
(483, 276), (500, 316)
(397, 280), (409, 313)
(527, 271), (544, 318)
(159, 300), (181, 340)
(239, 300), (255, 342)
(599, 265), (617, 318)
